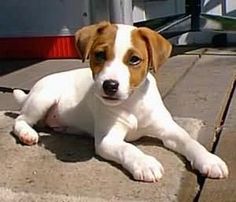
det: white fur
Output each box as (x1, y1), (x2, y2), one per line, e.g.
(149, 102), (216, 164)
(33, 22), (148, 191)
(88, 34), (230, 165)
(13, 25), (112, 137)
(13, 89), (28, 106)
(13, 24), (228, 182)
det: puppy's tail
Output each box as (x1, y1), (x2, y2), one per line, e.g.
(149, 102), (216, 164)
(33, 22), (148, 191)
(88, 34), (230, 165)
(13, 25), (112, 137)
(13, 89), (28, 106)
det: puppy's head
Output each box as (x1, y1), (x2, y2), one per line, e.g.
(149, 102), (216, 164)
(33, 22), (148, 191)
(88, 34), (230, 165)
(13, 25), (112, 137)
(75, 22), (172, 105)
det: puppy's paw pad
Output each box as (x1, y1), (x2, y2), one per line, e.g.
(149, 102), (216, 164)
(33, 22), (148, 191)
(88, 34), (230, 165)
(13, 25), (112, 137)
(132, 155), (164, 182)
(18, 130), (39, 145)
(193, 153), (228, 179)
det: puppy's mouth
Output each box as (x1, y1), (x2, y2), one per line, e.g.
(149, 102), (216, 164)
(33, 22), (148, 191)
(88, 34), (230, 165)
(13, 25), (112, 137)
(99, 95), (123, 106)
(101, 90), (133, 102)
(102, 96), (120, 101)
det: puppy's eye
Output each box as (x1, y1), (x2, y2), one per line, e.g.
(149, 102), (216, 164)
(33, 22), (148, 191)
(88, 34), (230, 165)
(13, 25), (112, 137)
(95, 51), (106, 62)
(129, 56), (141, 66)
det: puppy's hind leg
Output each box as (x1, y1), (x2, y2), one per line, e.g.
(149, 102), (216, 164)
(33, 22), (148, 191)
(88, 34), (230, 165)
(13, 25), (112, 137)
(13, 91), (57, 145)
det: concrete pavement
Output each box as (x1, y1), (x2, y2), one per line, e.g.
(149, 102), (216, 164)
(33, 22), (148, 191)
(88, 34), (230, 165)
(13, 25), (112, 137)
(0, 48), (235, 201)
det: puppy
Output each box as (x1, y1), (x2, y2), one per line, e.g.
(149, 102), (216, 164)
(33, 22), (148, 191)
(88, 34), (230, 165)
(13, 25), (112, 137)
(13, 22), (228, 182)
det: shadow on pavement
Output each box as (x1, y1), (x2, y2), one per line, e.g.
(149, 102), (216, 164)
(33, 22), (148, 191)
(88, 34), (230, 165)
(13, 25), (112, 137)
(0, 60), (42, 76)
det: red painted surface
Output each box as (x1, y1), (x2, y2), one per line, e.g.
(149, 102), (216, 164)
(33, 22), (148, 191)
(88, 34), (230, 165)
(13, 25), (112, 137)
(0, 36), (80, 59)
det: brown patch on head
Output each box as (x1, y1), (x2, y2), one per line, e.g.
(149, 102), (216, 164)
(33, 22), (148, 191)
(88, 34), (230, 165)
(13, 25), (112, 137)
(89, 24), (117, 78)
(75, 22), (117, 78)
(125, 27), (172, 89)
(137, 27), (172, 73)
(123, 29), (149, 89)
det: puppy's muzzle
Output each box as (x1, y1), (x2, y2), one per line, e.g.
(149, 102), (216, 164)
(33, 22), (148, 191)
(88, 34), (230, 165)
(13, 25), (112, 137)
(102, 79), (119, 97)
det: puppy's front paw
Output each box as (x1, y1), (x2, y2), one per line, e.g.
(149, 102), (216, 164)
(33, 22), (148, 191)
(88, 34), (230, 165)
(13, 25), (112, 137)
(131, 155), (164, 182)
(192, 152), (228, 179)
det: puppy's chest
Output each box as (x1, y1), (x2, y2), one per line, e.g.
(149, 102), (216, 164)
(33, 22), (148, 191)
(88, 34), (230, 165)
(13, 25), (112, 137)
(116, 101), (153, 141)
(122, 99), (154, 129)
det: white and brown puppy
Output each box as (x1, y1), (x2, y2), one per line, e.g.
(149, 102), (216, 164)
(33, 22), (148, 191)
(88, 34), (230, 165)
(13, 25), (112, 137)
(13, 22), (228, 182)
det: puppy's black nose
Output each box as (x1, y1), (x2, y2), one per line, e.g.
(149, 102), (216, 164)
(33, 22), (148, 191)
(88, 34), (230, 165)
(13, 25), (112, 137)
(103, 79), (119, 96)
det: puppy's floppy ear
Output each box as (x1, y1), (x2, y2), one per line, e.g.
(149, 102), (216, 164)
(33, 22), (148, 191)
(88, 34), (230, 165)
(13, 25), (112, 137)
(75, 21), (110, 62)
(138, 27), (172, 73)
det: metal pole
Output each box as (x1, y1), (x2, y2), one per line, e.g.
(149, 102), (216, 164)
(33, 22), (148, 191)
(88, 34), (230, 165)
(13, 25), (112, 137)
(89, 0), (109, 23)
(109, 0), (133, 24)
(190, 0), (201, 31)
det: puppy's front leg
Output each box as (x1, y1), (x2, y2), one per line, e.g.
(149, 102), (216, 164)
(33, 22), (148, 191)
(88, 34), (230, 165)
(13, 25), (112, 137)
(95, 122), (164, 182)
(149, 110), (228, 179)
